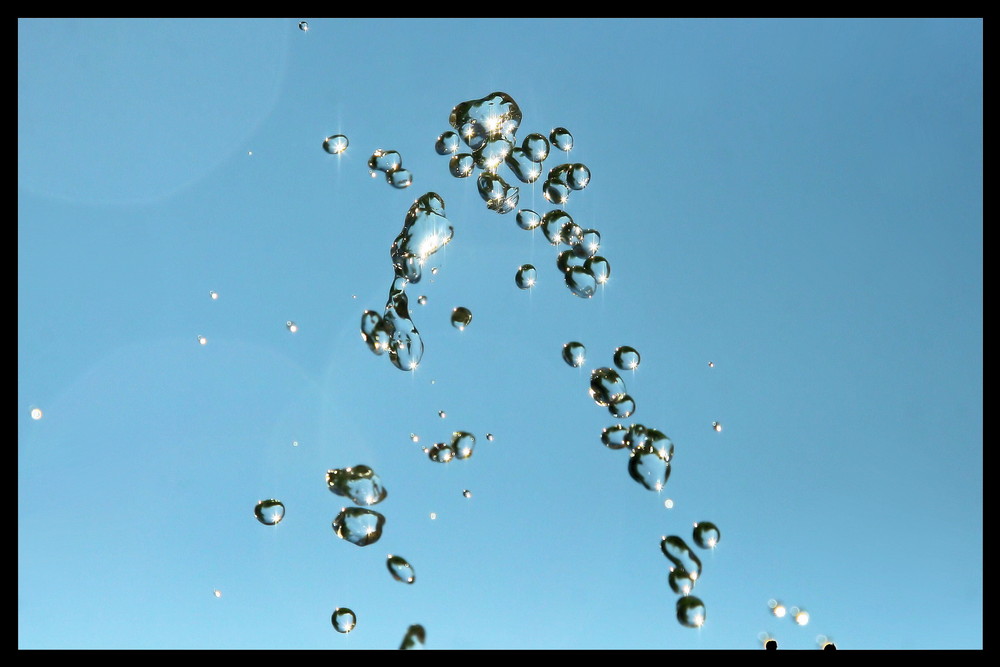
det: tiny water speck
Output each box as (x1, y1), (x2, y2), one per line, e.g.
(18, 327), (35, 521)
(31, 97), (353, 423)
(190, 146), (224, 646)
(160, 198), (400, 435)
(438, 410), (446, 419)
(198, 335), (207, 345)
(292, 441), (299, 447)
(429, 512), (437, 520)
(664, 498), (674, 509)
(286, 321), (298, 333)
(418, 295), (428, 305)
(712, 421), (722, 432)
(410, 433), (420, 443)
(708, 361), (715, 368)
(213, 589), (222, 598)
(768, 599), (787, 618)
(209, 290), (218, 300)
(486, 433), (494, 441)
(462, 489), (472, 498)
(791, 607), (810, 626)
(298, 21), (309, 31)
(30, 407), (43, 420)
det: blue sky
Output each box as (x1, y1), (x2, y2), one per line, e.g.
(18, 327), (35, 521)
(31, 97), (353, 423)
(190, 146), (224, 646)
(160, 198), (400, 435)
(19, 18), (982, 650)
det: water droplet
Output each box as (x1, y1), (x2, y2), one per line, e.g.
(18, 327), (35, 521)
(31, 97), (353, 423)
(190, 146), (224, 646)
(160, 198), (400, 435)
(449, 153), (476, 178)
(254, 499), (285, 526)
(486, 433), (495, 441)
(332, 507), (385, 546)
(562, 341), (586, 368)
(30, 407), (43, 420)
(541, 210), (573, 245)
(323, 134), (349, 155)
(247, 151), (253, 156)
(462, 489), (472, 498)
(660, 536), (703, 580)
(608, 394), (636, 419)
(522, 133), (550, 162)
(368, 149), (403, 173)
(431, 267), (439, 275)
(505, 147), (543, 183)
(629, 444), (671, 491)
(566, 163), (591, 190)
(556, 249), (586, 274)
(209, 290), (218, 300)
(550, 127), (573, 152)
(197, 335), (208, 345)
(589, 367), (627, 407)
(515, 209), (541, 231)
(451, 307), (472, 330)
(332, 607), (357, 633)
(435, 131), (460, 155)
(614, 346), (641, 371)
(438, 410), (447, 418)
(326, 465), (388, 506)
(477, 172), (519, 214)
(429, 512), (437, 520)
(600, 424), (629, 449)
(515, 264), (537, 289)
(286, 321), (298, 333)
(360, 310), (390, 356)
(298, 20), (309, 31)
(452, 431), (476, 459)
(409, 433), (420, 443)
(664, 498), (674, 509)
(417, 295), (428, 305)
(292, 440), (299, 447)
(768, 599), (787, 618)
(692, 521), (721, 549)
(388, 168), (413, 189)
(817, 635), (836, 650)
(386, 554), (416, 584)
(791, 607), (810, 626)
(400, 624), (426, 649)
(213, 589), (222, 598)
(449, 92), (523, 163)
(630, 426), (673, 459)
(584, 256), (611, 285)
(427, 442), (455, 463)
(572, 229), (601, 258)
(712, 421), (722, 432)
(708, 361), (715, 367)
(668, 567), (696, 596)
(565, 266), (597, 298)
(676, 596), (706, 628)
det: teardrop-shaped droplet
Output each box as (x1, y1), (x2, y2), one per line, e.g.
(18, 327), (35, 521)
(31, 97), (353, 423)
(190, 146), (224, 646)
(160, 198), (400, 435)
(562, 341), (586, 368)
(451, 306), (472, 330)
(693, 521), (721, 549)
(550, 127), (574, 152)
(254, 499), (285, 526)
(326, 465), (388, 506)
(614, 346), (641, 371)
(386, 554), (416, 584)
(435, 131), (460, 155)
(589, 367), (627, 406)
(676, 596), (706, 628)
(660, 536), (703, 580)
(331, 607), (357, 633)
(516, 209), (541, 230)
(515, 264), (537, 289)
(628, 443), (670, 491)
(565, 266), (597, 298)
(332, 507), (386, 546)
(323, 134), (349, 155)
(400, 624), (426, 649)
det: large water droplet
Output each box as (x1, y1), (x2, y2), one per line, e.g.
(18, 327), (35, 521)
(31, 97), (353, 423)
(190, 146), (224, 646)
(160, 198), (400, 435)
(323, 134), (349, 155)
(435, 131), (460, 155)
(326, 465), (388, 506)
(562, 341), (586, 368)
(332, 607), (357, 633)
(332, 507), (385, 546)
(668, 567), (696, 596)
(589, 367), (627, 406)
(486, 433), (495, 441)
(692, 521), (721, 549)
(584, 256), (611, 284)
(614, 346), (640, 371)
(660, 536), (703, 581)
(386, 555), (416, 584)
(449, 92), (522, 159)
(515, 264), (537, 289)
(541, 210), (573, 245)
(522, 133), (550, 162)
(388, 168), (413, 189)
(449, 154), (475, 178)
(451, 307), (472, 330)
(600, 424), (629, 449)
(400, 624), (426, 649)
(608, 394), (636, 418)
(565, 266), (597, 298)
(628, 443), (670, 491)
(676, 596), (706, 628)
(550, 127), (573, 152)
(505, 147), (543, 183)
(516, 209), (541, 231)
(452, 431), (476, 459)
(254, 499), (285, 526)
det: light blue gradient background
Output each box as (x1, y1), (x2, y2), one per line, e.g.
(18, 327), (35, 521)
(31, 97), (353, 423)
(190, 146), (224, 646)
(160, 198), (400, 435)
(19, 18), (982, 649)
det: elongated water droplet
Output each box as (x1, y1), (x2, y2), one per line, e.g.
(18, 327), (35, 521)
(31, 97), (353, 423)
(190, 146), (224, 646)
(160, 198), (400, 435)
(298, 20), (309, 31)
(515, 264), (537, 289)
(388, 168), (413, 189)
(332, 507), (385, 546)
(326, 465), (388, 506)
(400, 624), (426, 649)
(669, 567), (696, 596)
(286, 321), (298, 333)
(660, 536), (702, 580)
(676, 596), (706, 628)
(614, 346), (640, 371)
(562, 341), (586, 368)
(323, 134), (349, 155)
(628, 443), (670, 491)
(435, 131), (460, 155)
(451, 307), (472, 330)
(550, 127), (573, 152)
(386, 555), (416, 584)
(254, 499), (285, 526)
(30, 407), (43, 420)
(589, 367), (627, 407)
(693, 521), (721, 549)
(600, 424), (629, 449)
(332, 607), (357, 633)
(522, 133), (550, 162)
(516, 209), (541, 231)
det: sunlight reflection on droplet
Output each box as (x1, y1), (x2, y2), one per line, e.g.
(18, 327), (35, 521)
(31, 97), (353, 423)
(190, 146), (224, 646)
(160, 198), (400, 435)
(213, 589), (222, 598)
(209, 290), (218, 300)
(198, 335), (207, 345)
(30, 407), (43, 420)
(664, 498), (674, 509)
(286, 321), (298, 333)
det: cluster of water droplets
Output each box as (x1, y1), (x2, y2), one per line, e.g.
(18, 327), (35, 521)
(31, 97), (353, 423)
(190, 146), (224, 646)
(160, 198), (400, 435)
(328, 464), (389, 547)
(660, 522), (721, 628)
(368, 149), (413, 189)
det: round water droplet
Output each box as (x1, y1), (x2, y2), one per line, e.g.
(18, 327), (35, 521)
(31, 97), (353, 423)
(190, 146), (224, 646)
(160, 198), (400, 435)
(254, 499), (285, 526)
(668, 567), (696, 596)
(435, 131), (460, 155)
(664, 498), (675, 509)
(565, 266), (597, 298)
(676, 596), (706, 628)
(429, 512), (437, 520)
(584, 256), (611, 285)
(386, 555), (416, 584)
(516, 209), (541, 231)
(515, 264), (537, 289)
(614, 346), (641, 371)
(327, 465), (388, 506)
(543, 179), (570, 205)
(213, 589), (222, 598)
(427, 442), (455, 463)
(462, 489), (472, 498)
(368, 149), (402, 173)
(30, 407), (43, 420)
(292, 440), (299, 447)
(451, 307), (472, 330)
(708, 361), (715, 368)
(452, 431), (476, 459)
(629, 444), (670, 491)
(197, 335), (207, 345)
(298, 20), (309, 31)
(323, 134), (349, 155)
(712, 421), (722, 432)
(541, 210), (573, 245)
(449, 153), (476, 178)
(331, 607), (356, 633)
(600, 424), (629, 450)
(589, 367), (627, 407)
(562, 341), (586, 368)
(431, 267), (439, 275)
(486, 433), (494, 441)
(388, 168), (413, 189)
(660, 536), (703, 580)
(556, 249), (586, 274)
(209, 290), (218, 300)
(692, 521), (721, 549)
(550, 127), (574, 152)
(572, 229), (601, 258)
(438, 410), (446, 418)
(566, 163), (591, 190)
(332, 507), (385, 546)
(400, 624), (426, 650)
(522, 133), (550, 162)
(286, 321), (298, 333)
(417, 295), (427, 305)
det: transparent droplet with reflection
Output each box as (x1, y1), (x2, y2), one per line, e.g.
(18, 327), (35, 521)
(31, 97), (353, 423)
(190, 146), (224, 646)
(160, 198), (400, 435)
(608, 394), (635, 418)
(664, 498), (675, 509)
(556, 249), (586, 274)
(438, 410), (447, 418)
(452, 431), (476, 459)
(562, 341), (586, 368)
(708, 361), (715, 368)
(400, 624), (426, 650)
(522, 133), (550, 162)
(332, 507), (385, 546)
(435, 131), (460, 155)
(543, 178), (570, 205)
(360, 310), (390, 356)
(628, 443), (670, 491)
(505, 147), (543, 183)
(197, 335), (207, 345)
(409, 433), (420, 443)
(712, 421), (723, 432)
(668, 567), (696, 596)
(692, 521), (721, 549)
(451, 307), (472, 330)
(30, 407), (43, 420)
(368, 149), (403, 173)
(449, 153), (475, 178)
(417, 295), (427, 305)
(584, 256), (611, 284)
(572, 229), (601, 258)
(768, 599), (787, 618)
(386, 555), (416, 584)
(515, 264), (537, 289)
(298, 21), (309, 31)
(516, 209), (541, 231)
(331, 607), (357, 633)
(388, 168), (413, 189)
(286, 321), (298, 333)
(477, 172), (518, 214)
(565, 266), (597, 298)
(462, 489), (472, 498)
(427, 442), (455, 463)
(600, 424), (629, 449)
(676, 596), (706, 628)
(209, 290), (219, 300)
(589, 367), (627, 407)
(326, 465), (388, 506)
(550, 127), (573, 152)
(254, 499), (285, 526)
(213, 589), (222, 598)
(566, 163), (591, 190)
(486, 433), (495, 441)
(323, 134), (349, 155)
(542, 210), (573, 245)
(614, 346), (640, 371)
(660, 536), (703, 581)
(791, 607), (810, 626)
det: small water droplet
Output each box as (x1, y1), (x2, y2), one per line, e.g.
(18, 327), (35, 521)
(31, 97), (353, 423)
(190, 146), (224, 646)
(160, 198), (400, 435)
(326, 465), (388, 506)
(254, 499), (285, 526)
(676, 596), (706, 628)
(451, 306), (472, 330)
(292, 440), (299, 447)
(613, 346), (641, 371)
(429, 512), (437, 520)
(462, 489), (472, 498)
(708, 361), (715, 368)
(515, 209), (541, 231)
(435, 131), (461, 155)
(438, 410), (446, 419)
(323, 134), (349, 155)
(664, 498), (674, 509)
(247, 151), (253, 156)
(712, 421), (722, 432)
(427, 442), (455, 463)
(30, 407), (43, 420)
(286, 321), (298, 333)
(388, 168), (413, 189)
(566, 163), (591, 190)
(332, 507), (386, 546)
(298, 20), (309, 31)
(410, 433), (420, 443)
(417, 295), (428, 305)
(584, 256), (611, 285)
(791, 607), (810, 626)
(692, 521), (721, 549)
(431, 267), (439, 275)
(213, 589), (222, 598)
(565, 266), (597, 298)
(768, 599), (787, 618)
(400, 624), (426, 650)
(668, 567), (696, 596)
(562, 341), (586, 368)
(485, 433), (494, 441)
(515, 264), (537, 289)
(386, 554), (416, 584)
(209, 290), (218, 300)
(331, 607), (357, 633)
(197, 335), (207, 345)
(550, 127), (574, 152)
